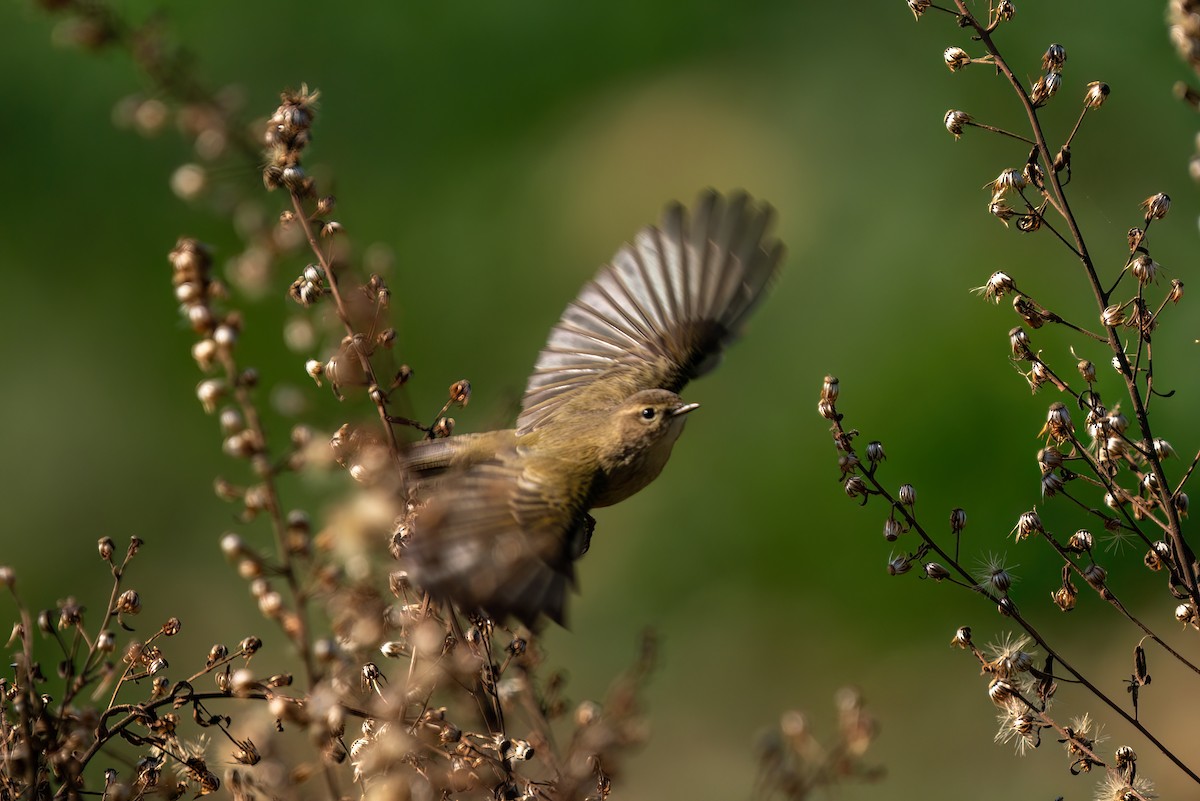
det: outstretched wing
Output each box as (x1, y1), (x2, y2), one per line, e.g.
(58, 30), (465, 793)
(405, 455), (592, 626)
(517, 190), (783, 435)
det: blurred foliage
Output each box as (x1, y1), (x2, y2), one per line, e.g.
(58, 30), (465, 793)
(2, 1), (1198, 798)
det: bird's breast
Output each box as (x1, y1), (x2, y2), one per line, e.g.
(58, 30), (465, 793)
(590, 420), (687, 508)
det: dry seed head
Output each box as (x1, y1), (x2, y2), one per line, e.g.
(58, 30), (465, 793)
(985, 565), (1013, 594)
(1013, 509), (1044, 541)
(866, 440), (886, 463)
(185, 298), (215, 331)
(973, 271), (1016, 303)
(1041, 472), (1064, 497)
(1083, 562), (1107, 588)
(1127, 227), (1146, 253)
(1068, 530), (1094, 552)
(1009, 326), (1032, 359)
(944, 46), (971, 71)
(1101, 304), (1126, 327)
(1142, 541), (1161, 573)
(116, 590), (141, 615)
(908, 0), (931, 19)
(191, 339), (217, 371)
(98, 536), (115, 560)
(886, 554), (911, 576)
(817, 398), (837, 420)
(978, 554), (1016, 595)
(986, 634), (1035, 677)
(995, 0), (1015, 21)
(949, 507), (967, 534)
(1084, 81), (1109, 108)
(987, 678), (1019, 707)
(1038, 447), (1064, 474)
(1052, 582), (1078, 612)
(1040, 401), (1073, 442)
(1053, 145), (1071, 174)
(1174, 492), (1189, 518)
(449, 379), (472, 407)
(898, 483), (916, 506)
(1077, 359), (1096, 383)
(1176, 603), (1196, 624)
(844, 476), (867, 498)
(1016, 212), (1041, 233)
(1147, 540), (1172, 572)
(1131, 254), (1159, 285)
(1013, 296), (1047, 329)
(1140, 193), (1170, 222)
(924, 562), (950, 580)
(951, 626), (972, 648)
(1042, 43), (1066, 72)
(944, 109), (972, 138)
(821, 375), (839, 402)
(1168, 278), (1184, 304)
(1030, 72), (1062, 106)
(196, 379), (224, 414)
(991, 168), (1027, 195)
(883, 517), (903, 542)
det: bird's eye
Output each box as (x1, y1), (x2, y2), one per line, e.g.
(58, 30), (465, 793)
(641, 407), (656, 420)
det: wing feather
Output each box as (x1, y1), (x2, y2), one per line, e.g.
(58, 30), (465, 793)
(517, 190), (782, 434)
(405, 455), (588, 626)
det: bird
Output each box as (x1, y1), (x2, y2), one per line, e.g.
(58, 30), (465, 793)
(403, 190), (783, 626)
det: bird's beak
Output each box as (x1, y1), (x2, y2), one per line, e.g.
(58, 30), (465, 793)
(669, 402), (700, 417)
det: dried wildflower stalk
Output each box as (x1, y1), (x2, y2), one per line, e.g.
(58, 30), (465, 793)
(5, 3), (889, 798)
(825, 3), (1198, 799)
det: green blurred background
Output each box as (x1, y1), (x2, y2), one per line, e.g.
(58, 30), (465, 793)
(4, 1), (1200, 798)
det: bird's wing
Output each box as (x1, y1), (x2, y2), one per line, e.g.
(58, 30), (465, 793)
(517, 190), (783, 435)
(405, 455), (591, 626)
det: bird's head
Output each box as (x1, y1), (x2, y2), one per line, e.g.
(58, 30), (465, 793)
(611, 388), (699, 454)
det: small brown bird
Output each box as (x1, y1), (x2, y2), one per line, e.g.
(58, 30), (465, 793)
(405, 190), (783, 625)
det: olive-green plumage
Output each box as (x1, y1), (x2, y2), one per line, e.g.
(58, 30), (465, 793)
(405, 190), (783, 625)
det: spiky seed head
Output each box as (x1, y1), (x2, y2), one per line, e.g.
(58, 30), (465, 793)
(1140, 193), (1170, 222)
(1101, 305), (1126, 327)
(1131, 254), (1159, 286)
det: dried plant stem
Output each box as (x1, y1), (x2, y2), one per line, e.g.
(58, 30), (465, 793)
(954, 0), (1200, 606)
(288, 192), (403, 464)
(836, 414), (1198, 784)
